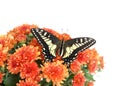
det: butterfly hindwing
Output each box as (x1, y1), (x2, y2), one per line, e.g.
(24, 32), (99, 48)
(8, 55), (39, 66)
(31, 28), (60, 61)
(62, 37), (96, 63)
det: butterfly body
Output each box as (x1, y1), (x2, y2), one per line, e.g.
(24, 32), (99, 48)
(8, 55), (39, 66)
(31, 28), (96, 64)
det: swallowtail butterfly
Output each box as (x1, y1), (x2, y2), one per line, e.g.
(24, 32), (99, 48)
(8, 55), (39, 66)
(31, 28), (96, 64)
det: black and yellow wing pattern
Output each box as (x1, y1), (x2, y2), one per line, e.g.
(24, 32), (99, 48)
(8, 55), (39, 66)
(31, 28), (96, 64)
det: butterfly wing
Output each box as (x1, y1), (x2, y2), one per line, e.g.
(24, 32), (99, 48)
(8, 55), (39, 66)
(62, 37), (96, 64)
(31, 28), (60, 61)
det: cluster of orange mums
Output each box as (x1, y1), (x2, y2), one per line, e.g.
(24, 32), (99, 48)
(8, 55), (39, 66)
(0, 24), (104, 86)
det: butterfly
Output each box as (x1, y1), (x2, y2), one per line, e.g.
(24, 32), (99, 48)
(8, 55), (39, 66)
(31, 28), (96, 64)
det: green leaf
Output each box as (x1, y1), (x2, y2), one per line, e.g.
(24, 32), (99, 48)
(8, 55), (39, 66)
(85, 81), (89, 86)
(0, 67), (5, 73)
(61, 71), (74, 86)
(4, 73), (20, 86)
(84, 73), (95, 82)
(8, 41), (25, 54)
(82, 65), (95, 82)
(25, 33), (34, 45)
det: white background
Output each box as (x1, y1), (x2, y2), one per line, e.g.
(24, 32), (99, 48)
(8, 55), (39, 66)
(0, 0), (120, 86)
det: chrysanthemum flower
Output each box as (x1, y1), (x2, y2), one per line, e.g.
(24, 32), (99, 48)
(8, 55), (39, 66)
(8, 24), (38, 35)
(29, 38), (44, 60)
(20, 62), (40, 80)
(76, 49), (90, 64)
(0, 36), (9, 66)
(70, 59), (81, 73)
(87, 82), (94, 86)
(61, 33), (71, 41)
(43, 28), (61, 40)
(76, 48), (100, 73)
(7, 54), (21, 74)
(0, 45), (7, 67)
(0, 35), (7, 47)
(42, 61), (69, 86)
(0, 35), (13, 50)
(7, 24), (38, 43)
(43, 27), (71, 41)
(17, 79), (40, 86)
(0, 73), (4, 83)
(53, 55), (62, 62)
(72, 72), (85, 86)
(88, 59), (98, 73)
(87, 48), (99, 73)
(99, 56), (104, 69)
(0, 24), (105, 86)
(7, 45), (40, 74)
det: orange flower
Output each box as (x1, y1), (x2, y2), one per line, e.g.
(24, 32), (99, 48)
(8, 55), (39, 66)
(0, 73), (4, 83)
(76, 49), (90, 64)
(0, 35), (8, 47)
(29, 38), (44, 60)
(15, 45), (39, 62)
(17, 80), (40, 86)
(7, 55), (21, 74)
(88, 59), (98, 73)
(0, 35), (13, 50)
(61, 33), (71, 41)
(53, 55), (62, 62)
(20, 62), (40, 80)
(43, 28), (71, 41)
(0, 36), (9, 66)
(87, 82), (94, 86)
(43, 28), (61, 40)
(15, 34), (26, 42)
(86, 48), (100, 73)
(29, 38), (41, 47)
(99, 56), (104, 69)
(70, 60), (81, 73)
(7, 24), (38, 43)
(76, 48), (100, 73)
(7, 46), (40, 74)
(8, 24), (38, 35)
(0, 24), (105, 86)
(77, 48), (99, 64)
(42, 61), (69, 86)
(0, 45), (7, 66)
(72, 72), (85, 86)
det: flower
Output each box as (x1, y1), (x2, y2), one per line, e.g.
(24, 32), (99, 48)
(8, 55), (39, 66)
(7, 45), (40, 74)
(43, 27), (61, 40)
(29, 38), (44, 60)
(0, 24), (104, 86)
(76, 48), (102, 73)
(70, 59), (81, 73)
(88, 58), (98, 73)
(20, 62), (40, 80)
(61, 33), (71, 41)
(7, 24), (38, 45)
(99, 56), (104, 69)
(76, 49), (90, 64)
(87, 48), (100, 73)
(17, 79), (40, 86)
(72, 72), (85, 86)
(42, 61), (69, 86)
(0, 44), (7, 67)
(87, 82), (94, 86)
(0, 73), (4, 83)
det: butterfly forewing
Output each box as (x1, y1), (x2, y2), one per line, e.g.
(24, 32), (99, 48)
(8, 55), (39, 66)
(31, 28), (60, 61)
(62, 37), (96, 63)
